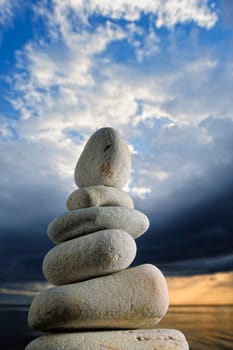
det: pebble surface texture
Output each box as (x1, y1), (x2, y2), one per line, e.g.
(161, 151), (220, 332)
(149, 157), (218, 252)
(67, 185), (134, 210)
(48, 206), (149, 244)
(75, 127), (131, 188)
(42, 229), (137, 285)
(25, 329), (189, 350)
(28, 264), (169, 331)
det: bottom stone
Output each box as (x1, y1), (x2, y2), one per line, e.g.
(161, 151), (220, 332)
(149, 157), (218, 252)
(25, 329), (189, 349)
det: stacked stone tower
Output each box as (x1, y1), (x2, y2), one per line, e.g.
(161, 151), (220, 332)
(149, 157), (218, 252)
(25, 128), (189, 349)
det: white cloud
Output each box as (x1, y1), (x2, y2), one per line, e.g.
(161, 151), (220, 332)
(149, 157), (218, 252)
(1, 0), (232, 234)
(154, 171), (171, 181)
(131, 186), (151, 199)
(155, 0), (217, 29)
(46, 0), (217, 29)
(0, 0), (14, 28)
(133, 28), (160, 62)
(6, 0), (223, 142)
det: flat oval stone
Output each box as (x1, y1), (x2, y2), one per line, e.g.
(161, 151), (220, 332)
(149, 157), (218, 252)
(74, 127), (131, 188)
(48, 207), (149, 244)
(43, 229), (136, 285)
(67, 185), (134, 210)
(28, 264), (169, 331)
(25, 329), (189, 350)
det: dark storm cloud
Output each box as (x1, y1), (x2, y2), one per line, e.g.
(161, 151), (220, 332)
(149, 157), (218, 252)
(134, 181), (233, 275)
(0, 230), (53, 284)
(0, 141), (71, 286)
(0, 116), (233, 282)
(128, 116), (233, 275)
(133, 147), (233, 274)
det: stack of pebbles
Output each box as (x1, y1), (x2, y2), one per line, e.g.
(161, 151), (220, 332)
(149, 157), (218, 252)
(26, 128), (189, 349)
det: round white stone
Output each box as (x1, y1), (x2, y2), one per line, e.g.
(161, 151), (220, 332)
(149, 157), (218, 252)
(28, 264), (169, 331)
(74, 127), (131, 188)
(43, 229), (137, 285)
(48, 206), (149, 244)
(25, 329), (189, 350)
(67, 185), (134, 210)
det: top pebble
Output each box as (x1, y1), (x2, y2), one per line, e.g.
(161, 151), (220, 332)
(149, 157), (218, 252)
(75, 127), (131, 189)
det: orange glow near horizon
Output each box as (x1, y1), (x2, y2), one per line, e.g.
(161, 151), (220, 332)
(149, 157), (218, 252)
(0, 271), (233, 306)
(167, 271), (233, 305)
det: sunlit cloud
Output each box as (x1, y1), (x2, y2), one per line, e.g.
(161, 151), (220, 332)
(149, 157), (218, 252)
(0, 282), (51, 297)
(167, 271), (233, 305)
(0, 272), (232, 305)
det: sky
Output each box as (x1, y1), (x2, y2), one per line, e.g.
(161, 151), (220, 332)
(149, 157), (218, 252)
(0, 0), (233, 304)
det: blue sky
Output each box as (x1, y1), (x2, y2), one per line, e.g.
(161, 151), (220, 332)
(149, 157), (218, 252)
(0, 0), (233, 303)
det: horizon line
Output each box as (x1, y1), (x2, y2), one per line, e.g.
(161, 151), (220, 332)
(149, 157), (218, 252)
(0, 303), (233, 307)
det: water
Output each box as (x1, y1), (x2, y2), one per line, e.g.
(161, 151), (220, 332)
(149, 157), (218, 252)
(160, 306), (233, 349)
(0, 305), (232, 349)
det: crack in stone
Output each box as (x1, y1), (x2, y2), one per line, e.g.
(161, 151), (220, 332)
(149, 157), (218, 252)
(99, 342), (122, 350)
(104, 144), (112, 152)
